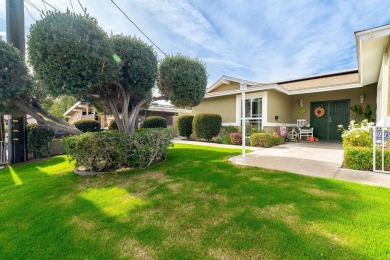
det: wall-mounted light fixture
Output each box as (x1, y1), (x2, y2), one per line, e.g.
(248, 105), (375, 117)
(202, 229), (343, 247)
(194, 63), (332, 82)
(359, 94), (365, 104)
(298, 99), (304, 107)
(275, 115), (279, 121)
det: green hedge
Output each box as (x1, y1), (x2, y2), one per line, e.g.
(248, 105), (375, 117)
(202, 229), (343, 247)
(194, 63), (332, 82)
(74, 120), (100, 132)
(27, 124), (55, 159)
(250, 133), (275, 148)
(177, 115), (193, 138)
(62, 129), (172, 172)
(193, 113), (222, 141)
(344, 146), (390, 171)
(142, 116), (167, 128)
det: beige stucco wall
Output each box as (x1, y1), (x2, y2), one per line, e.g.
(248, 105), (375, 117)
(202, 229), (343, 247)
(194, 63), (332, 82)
(291, 84), (377, 122)
(192, 95), (236, 123)
(267, 90), (293, 124)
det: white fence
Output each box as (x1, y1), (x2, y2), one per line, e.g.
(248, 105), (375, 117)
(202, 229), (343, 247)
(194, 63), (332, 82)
(0, 141), (5, 165)
(373, 126), (390, 173)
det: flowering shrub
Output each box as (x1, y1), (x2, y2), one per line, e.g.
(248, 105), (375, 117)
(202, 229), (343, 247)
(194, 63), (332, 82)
(230, 133), (242, 145)
(338, 119), (374, 148)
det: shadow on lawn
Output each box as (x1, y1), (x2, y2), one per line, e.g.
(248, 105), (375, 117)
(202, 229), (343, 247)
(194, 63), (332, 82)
(0, 146), (389, 259)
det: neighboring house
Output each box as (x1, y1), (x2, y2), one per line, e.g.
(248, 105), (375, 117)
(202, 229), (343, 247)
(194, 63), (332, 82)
(63, 101), (191, 135)
(193, 24), (390, 141)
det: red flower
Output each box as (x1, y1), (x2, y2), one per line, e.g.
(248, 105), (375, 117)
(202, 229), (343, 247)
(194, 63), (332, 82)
(360, 105), (366, 112)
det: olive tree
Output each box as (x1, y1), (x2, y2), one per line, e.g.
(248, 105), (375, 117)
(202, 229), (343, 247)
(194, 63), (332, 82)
(158, 55), (207, 107)
(25, 11), (207, 134)
(0, 39), (82, 134)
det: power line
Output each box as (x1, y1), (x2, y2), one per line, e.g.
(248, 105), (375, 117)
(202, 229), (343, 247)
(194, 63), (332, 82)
(42, 0), (59, 12)
(110, 0), (166, 56)
(24, 6), (37, 22)
(41, 0), (48, 12)
(69, 0), (75, 12)
(24, 0), (44, 15)
(77, 0), (86, 14)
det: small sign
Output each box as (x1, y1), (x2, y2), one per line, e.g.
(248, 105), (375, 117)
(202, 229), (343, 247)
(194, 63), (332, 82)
(372, 129), (389, 144)
(240, 83), (247, 91)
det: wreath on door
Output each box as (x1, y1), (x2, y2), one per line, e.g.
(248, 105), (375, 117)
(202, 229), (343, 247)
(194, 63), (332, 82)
(314, 106), (326, 118)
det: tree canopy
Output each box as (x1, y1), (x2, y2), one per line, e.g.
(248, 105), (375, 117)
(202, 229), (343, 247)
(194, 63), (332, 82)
(158, 55), (207, 107)
(0, 39), (31, 115)
(1, 11), (208, 134)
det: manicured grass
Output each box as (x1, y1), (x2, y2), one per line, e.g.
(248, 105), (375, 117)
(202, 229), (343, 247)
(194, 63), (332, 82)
(0, 144), (390, 259)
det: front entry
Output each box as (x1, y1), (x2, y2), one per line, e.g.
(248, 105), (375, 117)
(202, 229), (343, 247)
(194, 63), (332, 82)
(310, 100), (350, 141)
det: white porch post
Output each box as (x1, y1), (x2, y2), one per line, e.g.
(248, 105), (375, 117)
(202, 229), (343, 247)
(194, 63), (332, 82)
(240, 83), (247, 158)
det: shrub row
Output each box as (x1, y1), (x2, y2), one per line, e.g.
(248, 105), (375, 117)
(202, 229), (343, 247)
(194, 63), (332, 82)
(74, 120), (100, 132)
(193, 113), (221, 141)
(177, 115), (194, 139)
(62, 128), (172, 172)
(108, 116), (167, 131)
(344, 146), (390, 171)
(142, 116), (167, 128)
(250, 133), (285, 147)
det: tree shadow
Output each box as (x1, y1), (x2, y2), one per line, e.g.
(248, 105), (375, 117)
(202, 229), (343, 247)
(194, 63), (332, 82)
(0, 147), (389, 259)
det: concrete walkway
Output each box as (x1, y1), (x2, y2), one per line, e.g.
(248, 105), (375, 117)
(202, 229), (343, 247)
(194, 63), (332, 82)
(172, 138), (390, 189)
(229, 141), (390, 189)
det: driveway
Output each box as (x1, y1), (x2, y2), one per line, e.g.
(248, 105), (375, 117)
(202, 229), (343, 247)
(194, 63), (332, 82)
(229, 141), (390, 189)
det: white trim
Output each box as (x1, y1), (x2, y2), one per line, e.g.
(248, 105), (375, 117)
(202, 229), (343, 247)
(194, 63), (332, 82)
(221, 122), (240, 126)
(235, 91), (267, 130)
(63, 101), (81, 117)
(263, 122), (297, 127)
(206, 75), (261, 93)
(355, 24), (390, 87)
(206, 84), (285, 98)
(205, 83), (361, 99)
(355, 24), (390, 40)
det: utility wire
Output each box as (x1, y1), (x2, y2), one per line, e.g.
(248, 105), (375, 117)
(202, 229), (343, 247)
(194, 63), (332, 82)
(24, 0), (44, 15)
(77, 0), (87, 14)
(69, 0), (75, 12)
(163, 38), (241, 78)
(42, 0), (59, 12)
(110, 0), (166, 56)
(41, 0), (48, 12)
(24, 6), (37, 22)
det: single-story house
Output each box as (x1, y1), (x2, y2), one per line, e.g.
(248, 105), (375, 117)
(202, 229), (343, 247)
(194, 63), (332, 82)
(193, 24), (390, 141)
(63, 101), (191, 135)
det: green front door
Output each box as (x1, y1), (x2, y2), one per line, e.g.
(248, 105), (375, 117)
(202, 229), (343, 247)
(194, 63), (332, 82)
(310, 100), (350, 141)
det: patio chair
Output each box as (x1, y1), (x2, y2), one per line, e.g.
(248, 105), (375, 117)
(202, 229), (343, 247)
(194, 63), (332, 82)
(297, 119), (313, 140)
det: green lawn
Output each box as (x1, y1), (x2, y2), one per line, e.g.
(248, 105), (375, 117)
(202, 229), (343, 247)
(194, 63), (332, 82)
(0, 144), (389, 259)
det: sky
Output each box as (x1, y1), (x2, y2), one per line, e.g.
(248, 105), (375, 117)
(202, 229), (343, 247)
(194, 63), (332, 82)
(1, 0), (390, 86)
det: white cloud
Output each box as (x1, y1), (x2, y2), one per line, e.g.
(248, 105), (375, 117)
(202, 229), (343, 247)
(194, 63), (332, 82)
(1, 0), (390, 85)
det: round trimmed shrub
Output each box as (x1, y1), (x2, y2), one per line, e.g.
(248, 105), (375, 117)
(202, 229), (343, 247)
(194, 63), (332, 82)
(193, 113), (222, 141)
(74, 120), (101, 132)
(250, 133), (275, 148)
(142, 116), (167, 128)
(27, 124), (55, 159)
(177, 115), (194, 139)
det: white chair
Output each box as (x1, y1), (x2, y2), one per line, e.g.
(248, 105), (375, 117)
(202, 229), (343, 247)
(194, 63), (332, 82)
(297, 119), (313, 140)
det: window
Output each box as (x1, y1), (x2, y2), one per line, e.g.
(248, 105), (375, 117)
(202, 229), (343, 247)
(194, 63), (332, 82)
(242, 97), (263, 132)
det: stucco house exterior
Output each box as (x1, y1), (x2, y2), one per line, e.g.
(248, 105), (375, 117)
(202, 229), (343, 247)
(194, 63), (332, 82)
(193, 24), (390, 141)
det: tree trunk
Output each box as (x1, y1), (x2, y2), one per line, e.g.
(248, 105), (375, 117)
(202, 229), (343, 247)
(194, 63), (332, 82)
(13, 99), (82, 135)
